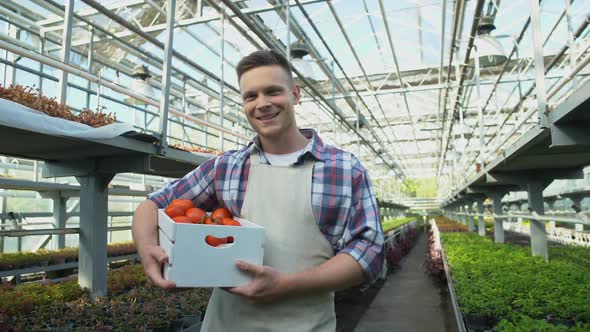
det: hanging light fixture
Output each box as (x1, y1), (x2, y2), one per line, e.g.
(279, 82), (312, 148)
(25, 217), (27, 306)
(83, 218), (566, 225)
(124, 64), (157, 106)
(470, 16), (507, 68)
(289, 39), (315, 80)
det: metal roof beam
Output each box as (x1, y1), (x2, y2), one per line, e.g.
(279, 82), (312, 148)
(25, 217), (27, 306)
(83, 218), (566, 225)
(378, 0), (421, 156)
(273, 0), (409, 174)
(262, 0), (409, 176)
(217, 0), (406, 177)
(437, 0), (485, 177)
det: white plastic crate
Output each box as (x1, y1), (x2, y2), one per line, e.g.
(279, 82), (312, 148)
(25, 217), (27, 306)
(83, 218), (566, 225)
(158, 209), (265, 287)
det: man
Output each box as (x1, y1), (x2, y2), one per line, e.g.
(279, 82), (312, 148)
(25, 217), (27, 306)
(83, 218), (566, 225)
(132, 49), (383, 331)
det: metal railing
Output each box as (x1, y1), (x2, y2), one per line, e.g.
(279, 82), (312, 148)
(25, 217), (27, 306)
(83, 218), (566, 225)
(453, 211), (590, 225)
(430, 220), (467, 332)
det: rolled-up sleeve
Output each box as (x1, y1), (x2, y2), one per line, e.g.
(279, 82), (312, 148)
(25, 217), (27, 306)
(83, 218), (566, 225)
(148, 157), (218, 209)
(338, 165), (384, 283)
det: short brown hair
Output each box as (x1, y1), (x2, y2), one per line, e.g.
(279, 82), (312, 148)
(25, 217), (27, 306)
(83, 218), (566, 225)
(236, 49), (293, 83)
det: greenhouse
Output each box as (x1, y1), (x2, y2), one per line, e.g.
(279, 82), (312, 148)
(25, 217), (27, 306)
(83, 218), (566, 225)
(0, 0), (589, 331)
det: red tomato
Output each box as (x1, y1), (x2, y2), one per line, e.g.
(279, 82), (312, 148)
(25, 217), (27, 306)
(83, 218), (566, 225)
(212, 207), (232, 222)
(172, 216), (192, 223)
(165, 205), (185, 219)
(185, 208), (206, 224)
(203, 217), (218, 225)
(221, 218), (241, 226)
(169, 199), (194, 213)
(205, 235), (228, 247)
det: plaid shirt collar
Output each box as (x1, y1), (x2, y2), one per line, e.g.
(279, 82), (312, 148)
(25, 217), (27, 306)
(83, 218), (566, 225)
(245, 128), (326, 164)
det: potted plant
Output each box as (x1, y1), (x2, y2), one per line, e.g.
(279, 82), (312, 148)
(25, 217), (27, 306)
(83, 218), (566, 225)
(178, 293), (202, 329)
(143, 302), (170, 332)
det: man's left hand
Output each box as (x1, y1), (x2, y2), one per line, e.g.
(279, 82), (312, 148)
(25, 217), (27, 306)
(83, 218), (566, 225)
(227, 260), (291, 304)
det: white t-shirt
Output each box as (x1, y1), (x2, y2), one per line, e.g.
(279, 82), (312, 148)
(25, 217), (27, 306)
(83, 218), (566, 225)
(264, 148), (306, 166)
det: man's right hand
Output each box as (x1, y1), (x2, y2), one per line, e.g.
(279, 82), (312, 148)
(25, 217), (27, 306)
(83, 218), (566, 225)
(139, 245), (176, 289)
(133, 200), (175, 289)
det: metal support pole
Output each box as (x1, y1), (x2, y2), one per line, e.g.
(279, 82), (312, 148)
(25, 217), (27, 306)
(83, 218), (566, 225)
(15, 214), (22, 252)
(529, 0), (549, 127)
(491, 194), (505, 243)
(47, 193), (68, 249)
(569, 196), (585, 232)
(85, 27), (95, 110)
(477, 199), (485, 236)
(467, 203), (475, 231)
(519, 201), (527, 224)
(356, 97), (360, 156)
(0, 188), (5, 253)
(157, 0), (177, 153)
(546, 198), (557, 230)
(564, 0), (577, 89)
(527, 182), (548, 260)
(0, 157), (6, 253)
(39, 33), (45, 93)
(285, 0), (290, 62)
(219, 3), (225, 152)
(509, 203), (519, 224)
(473, 45), (485, 155)
(417, 6), (424, 64)
(462, 202), (468, 226)
(4, 20), (20, 86)
(58, 0), (74, 104)
(76, 172), (114, 299)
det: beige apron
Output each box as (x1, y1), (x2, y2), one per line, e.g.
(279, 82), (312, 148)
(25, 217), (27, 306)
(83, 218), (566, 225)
(201, 151), (336, 331)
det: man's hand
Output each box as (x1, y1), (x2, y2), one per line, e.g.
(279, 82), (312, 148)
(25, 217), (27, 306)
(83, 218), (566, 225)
(227, 260), (290, 304)
(139, 245), (176, 289)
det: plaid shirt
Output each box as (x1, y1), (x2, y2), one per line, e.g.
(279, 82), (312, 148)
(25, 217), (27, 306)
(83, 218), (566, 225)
(148, 129), (384, 282)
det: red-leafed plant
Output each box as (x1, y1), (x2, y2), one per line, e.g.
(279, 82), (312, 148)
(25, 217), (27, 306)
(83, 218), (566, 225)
(0, 84), (116, 127)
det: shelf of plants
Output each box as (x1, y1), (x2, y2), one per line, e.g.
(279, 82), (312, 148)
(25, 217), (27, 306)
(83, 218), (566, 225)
(0, 262), (210, 331)
(381, 216), (417, 233)
(383, 219), (420, 274)
(430, 216), (590, 332)
(0, 84), (215, 178)
(0, 242), (138, 279)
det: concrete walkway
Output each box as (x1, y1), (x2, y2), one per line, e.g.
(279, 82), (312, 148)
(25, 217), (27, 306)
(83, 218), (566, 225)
(354, 232), (458, 332)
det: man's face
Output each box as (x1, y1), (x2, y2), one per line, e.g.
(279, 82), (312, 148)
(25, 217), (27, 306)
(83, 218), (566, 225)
(239, 65), (300, 140)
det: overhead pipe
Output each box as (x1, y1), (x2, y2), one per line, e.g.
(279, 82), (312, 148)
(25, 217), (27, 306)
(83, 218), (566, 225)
(437, 0), (485, 177)
(436, 0), (465, 176)
(436, 0), (447, 156)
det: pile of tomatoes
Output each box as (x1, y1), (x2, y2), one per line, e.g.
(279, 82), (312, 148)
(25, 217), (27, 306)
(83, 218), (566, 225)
(164, 199), (240, 246)
(164, 199), (240, 226)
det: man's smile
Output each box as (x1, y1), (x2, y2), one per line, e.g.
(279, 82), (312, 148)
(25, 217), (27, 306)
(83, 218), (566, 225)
(256, 112), (280, 121)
